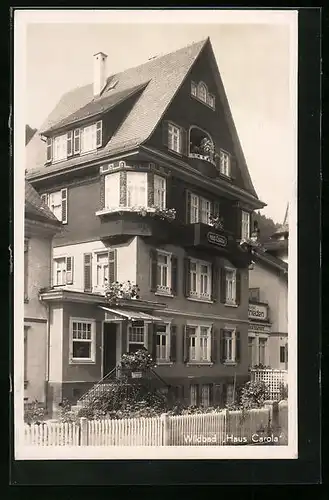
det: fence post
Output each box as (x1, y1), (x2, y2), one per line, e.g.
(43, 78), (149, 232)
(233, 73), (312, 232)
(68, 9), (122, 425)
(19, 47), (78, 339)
(224, 409), (230, 441)
(264, 400), (279, 435)
(161, 413), (170, 446)
(278, 400), (288, 445)
(80, 417), (88, 446)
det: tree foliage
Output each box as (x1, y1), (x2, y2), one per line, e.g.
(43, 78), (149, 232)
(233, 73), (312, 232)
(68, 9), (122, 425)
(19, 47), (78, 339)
(253, 211), (281, 243)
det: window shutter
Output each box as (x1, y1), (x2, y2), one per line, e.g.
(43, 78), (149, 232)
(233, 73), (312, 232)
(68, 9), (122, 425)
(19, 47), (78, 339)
(181, 127), (188, 155)
(147, 171), (154, 207)
(230, 156), (237, 180)
(67, 131), (73, 156)
(235, 331), (241, 363)
(61, 188), (68, 224)
(195, 384), (200, 407)
(108, 249), (117, 284)
(46, 138), (52, 162)
(162, 120), (169, 147)
(237, 207), (242, 240)
(84, 253), (92, 292)
(73, 129), (80, 154)
(148, 323), (157, 361)
(165, 174), (171, 209)
(170, 325), (177, 362)
(183, 257), (190, 297)
(211, 262), (219, 302)
(185, 190), (191, 223)
(220, 267), (226, 303)
(171, 255), (178, 295)
(150, 249), (158, 292)
(213, 200), (220, 217)
(236, 270), (241, 305)
(211, 327), (217, 363)
(220, 329), (225, 363)
(209, 384), (214, 406)
(183, 325), (190, 363)
(96, 121), (102, 147)
(66, 256), (74, 285)
(41, 193), (48, 205)
(100, 174), (105, 210)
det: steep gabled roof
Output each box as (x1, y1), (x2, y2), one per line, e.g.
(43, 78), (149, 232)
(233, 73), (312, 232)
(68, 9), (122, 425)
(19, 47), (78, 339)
(25, 180), (61, 226)
(26, 37), (262, 202)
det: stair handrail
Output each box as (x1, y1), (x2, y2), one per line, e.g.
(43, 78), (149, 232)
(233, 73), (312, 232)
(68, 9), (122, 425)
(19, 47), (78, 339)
(77, 364), (120, 404)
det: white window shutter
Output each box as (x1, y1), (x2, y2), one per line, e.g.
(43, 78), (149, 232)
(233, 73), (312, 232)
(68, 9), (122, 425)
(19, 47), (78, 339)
(46, 138), (52, 162)
(61, 188), (68, 224)
(66, 256), (74, 284)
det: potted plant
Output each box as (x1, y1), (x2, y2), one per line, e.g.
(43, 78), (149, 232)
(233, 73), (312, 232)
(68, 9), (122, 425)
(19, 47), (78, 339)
(209, 213), (224, 231)
(120, 349), (154, 379)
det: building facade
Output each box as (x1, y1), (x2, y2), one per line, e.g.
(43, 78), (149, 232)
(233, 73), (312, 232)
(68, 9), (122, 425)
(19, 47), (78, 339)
(248, 248), (288, 371)
(24, 181), (61, 405)
(25, 38), (265, 413)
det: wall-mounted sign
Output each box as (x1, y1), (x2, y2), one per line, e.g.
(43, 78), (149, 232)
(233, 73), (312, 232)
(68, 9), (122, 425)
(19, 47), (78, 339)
(248, 303), (268, 320)
(248, 323), (271, 334)
(207, 232), (227, 247)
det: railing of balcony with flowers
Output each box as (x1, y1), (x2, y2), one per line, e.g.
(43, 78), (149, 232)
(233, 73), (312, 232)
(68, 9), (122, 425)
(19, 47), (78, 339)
(189, 138), (220, 166)
(105, 280), (140, 304)
(208, 213), (225, 231)
(96, 205), (176, 222)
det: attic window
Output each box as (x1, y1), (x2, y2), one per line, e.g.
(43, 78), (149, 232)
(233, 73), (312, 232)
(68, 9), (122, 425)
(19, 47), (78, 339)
(191, 80), (215, 110)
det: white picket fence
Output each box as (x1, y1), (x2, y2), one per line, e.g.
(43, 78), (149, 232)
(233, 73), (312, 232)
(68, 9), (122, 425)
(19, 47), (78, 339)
(250, 369), (288, 401)
(24, 407), (272, 447)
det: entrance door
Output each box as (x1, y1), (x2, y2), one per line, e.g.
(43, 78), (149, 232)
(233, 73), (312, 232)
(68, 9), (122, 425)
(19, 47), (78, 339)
(103, 323), (117, 376)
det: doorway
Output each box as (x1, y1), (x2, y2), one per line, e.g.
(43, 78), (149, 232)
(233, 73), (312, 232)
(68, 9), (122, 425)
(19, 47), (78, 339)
(103, 322), (118, 377)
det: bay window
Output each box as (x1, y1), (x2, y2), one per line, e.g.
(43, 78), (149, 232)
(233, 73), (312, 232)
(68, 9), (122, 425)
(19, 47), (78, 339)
(104, 171), (120, 209)
(127, 171), (147, 207)
(70, 318), (96, 363)
(154, 174), (166, 209)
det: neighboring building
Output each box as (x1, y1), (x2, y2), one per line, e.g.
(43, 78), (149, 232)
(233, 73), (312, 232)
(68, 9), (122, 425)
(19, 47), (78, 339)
(24, 180), (61, 405)
(25, 38), (265, 413)
(248, 244), (288, 371)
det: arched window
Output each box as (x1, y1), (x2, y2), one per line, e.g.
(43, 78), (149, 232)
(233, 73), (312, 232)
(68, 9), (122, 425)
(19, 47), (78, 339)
(197, 82), (208, 103)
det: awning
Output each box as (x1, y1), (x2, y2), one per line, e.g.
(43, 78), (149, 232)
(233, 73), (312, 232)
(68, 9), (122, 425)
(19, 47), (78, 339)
(99, 306), (164, 322)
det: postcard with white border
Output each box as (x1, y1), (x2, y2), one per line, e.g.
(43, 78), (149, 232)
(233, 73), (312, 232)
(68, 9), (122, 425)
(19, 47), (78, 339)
(14, 8), (298, 461)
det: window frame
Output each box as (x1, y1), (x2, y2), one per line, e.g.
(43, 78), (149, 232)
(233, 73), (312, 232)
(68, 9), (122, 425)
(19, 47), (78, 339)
(223, 328), (237, 364)
(189, 258), (212, 301)
(187, 323), (212, 363)
(156, 250), (172, 295)
(168, 122), (182, 154)
(155, 322), (171, 363)
(241, 210), (251, 240)
(127, 321), (148, 351)
(219, 149), (231, 177)
(69, 317), (96, 364)
(225, 266), (237, 305)
(153, 174), (166, 210)
(197, 81), (208, 103)
(52, 133), (68, 162)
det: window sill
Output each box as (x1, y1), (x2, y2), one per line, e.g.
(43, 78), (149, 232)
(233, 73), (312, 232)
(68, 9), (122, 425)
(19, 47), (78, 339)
(69, 359), (96, 365)
(95, 206), (156, 217)
(224, 361), (237, 366)
(187, 297), (213, 304)
(225, 302), (238, 308)
(186, 362), (213, 367)
(155, 361), (173, 366)
(155, 291), (174, 298)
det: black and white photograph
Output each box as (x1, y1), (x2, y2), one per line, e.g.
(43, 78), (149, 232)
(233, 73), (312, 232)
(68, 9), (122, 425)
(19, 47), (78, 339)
(14, 9), (298, 460)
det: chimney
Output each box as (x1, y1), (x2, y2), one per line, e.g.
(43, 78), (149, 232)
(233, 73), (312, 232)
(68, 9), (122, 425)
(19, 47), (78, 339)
(93, 52), (108, 97)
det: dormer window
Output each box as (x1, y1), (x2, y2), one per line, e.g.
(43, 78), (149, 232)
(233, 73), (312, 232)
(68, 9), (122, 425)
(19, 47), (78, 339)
(45, 120), (102, 164)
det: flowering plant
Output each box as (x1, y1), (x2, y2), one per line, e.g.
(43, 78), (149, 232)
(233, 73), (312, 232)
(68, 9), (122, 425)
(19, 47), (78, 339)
(120, 349), (154, 372)
(153, 207), (176, 221)
(105, 280), (140, 304)
(209, 213), (224, 230)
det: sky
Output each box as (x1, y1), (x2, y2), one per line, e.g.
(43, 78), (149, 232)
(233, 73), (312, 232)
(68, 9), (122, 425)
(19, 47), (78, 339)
(23, 10), (297, 224)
